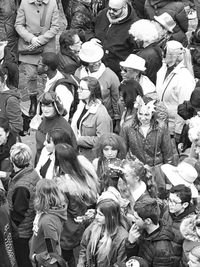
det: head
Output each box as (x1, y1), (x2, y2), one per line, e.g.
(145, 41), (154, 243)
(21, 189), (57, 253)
(108, 0), (127, 19)
(59, 29), (82, 55)
(168, 185), (192, 215)
(10, 143), (32, 169)
(194, 214), (200, 238)
(38, 52), (59, 75)
(34, 179), (65, 212)
(40, 92), (65, 118)
(78, 76), (102, 103)
(2, 60), (19, 88)
(44, 128), (74, 154)
(188, 246), (200, 267)
(0, 118), (10, 146)
(164, 40), (184, 67)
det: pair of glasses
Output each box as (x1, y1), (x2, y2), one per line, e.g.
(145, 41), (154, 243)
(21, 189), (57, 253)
(78, 87), (90, 92)
(168, 198), (182, 206)
(108, 5), (124, 12)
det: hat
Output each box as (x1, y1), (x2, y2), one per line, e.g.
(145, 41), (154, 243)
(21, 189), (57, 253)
(40, 92), (66, 116)
(161, 161), (199, 198)
(190, 87), (200, 109)
(126, 257), (149, 267)
(79, 41), (104, 63)
(154, 12), (176, 33)
(120, 54), (146, 72)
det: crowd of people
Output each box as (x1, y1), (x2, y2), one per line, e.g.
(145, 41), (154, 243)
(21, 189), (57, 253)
(2, 0), (200, 267)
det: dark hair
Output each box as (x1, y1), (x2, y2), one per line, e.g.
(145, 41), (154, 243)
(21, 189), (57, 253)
(46, 128), (73, 146)
(134, 198), (160, 225)
(170, 184), (192, 204)
(42, 52), (59, 71)
(59, 29), (79, 52)
(81, 76), (102, 102)
(0, 118), (10, 133)
(0, 65), (6, 83)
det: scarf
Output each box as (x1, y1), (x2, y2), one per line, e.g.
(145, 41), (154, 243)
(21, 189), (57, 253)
(79, 63), (106, 79)
(106, 4), (128, 24)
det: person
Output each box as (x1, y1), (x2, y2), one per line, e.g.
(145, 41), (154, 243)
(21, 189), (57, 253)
(0, 65), (23, 134)
(35, 91), (77, 165)
(30, 179), (67, 267)
(77, 199), (128, 267)
(121, 95), (173, 167)
(54, 143), (99, 267)
(94, 0), (138, 79)
(92, 133), (126, 192)
(188, 246), (200, 267)
(15, 0), (59, 99)
(188, 115), (200, 159)
(161, 185), (197, 266)
(7, 143), (40, 267)
(144, 0), (188, 47)
(36, 128), (77, 179)
(38, 52), (79, 121)
(71, 76), (112, 161)
(156, 40), (196, 145)
(75, 41), (120, 132)
(126, 198), (175, 267)
(58, 29), (82, 75)
(129, 19), (163, 85)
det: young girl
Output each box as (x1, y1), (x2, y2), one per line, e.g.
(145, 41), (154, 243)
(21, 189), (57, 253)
(93, 133), (126, 192)
(77, 199), (128, 267)
(30, 179), (67, 267)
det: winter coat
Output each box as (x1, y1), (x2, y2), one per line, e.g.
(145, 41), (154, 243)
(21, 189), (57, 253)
(156, 61), (195, 135)
(130, 0), (146, 18)
(145, 0), (188, 47)
(77, 223), (128, 267)
(126, 222), (175, 267)
(15, 0), (59, 65)
(71, 100), (112, 161)
(57, 50), (81, 75)
(0, 89), (23, 134)
(94, 4), (138, 78)
(121, 121), (173, 167)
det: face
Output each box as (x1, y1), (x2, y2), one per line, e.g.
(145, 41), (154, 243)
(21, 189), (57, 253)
(121, 67), (139, 81)
(137, 106), (152, 126)
(95, 208), (105, 225)
(164, 48), (183, 67)
(44, 135), (55, 153)
(188, 253), (200, 267)
(41, 103), (57, 118)
(103, 145), (118, 160)
(78, 80), (91, 101)
(0, 127), (9, 145)
(70, 35), (82, 55)
(123, 164), (138, 188)
(108, 0), (125, 19)
(168, 193), (186, 215)
(38, 58), (47, 75)
(87, 60), (101, 73)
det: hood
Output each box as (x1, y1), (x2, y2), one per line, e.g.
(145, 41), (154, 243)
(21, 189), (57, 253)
(148, 0), (170, 8)
(144, 221), (174, 242)
(180, 214), (200, 242)
(1, 88), (21, 99)
(48, 204), (68, 221)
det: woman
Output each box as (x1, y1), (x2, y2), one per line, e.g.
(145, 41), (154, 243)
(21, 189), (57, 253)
(77, 199), (128, 267)
(35, 91), (77, 164)
(36, 128), (76, 179)
(75, 41), (120, 131)
(30, 179), (67, 267)
(71, 76), (112, 161)
(121, 95), (173, 167)
(54, 143), (99, 267)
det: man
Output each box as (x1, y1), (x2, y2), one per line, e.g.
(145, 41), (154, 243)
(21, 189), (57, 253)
(126, 198), (175, 267)
(94, 0), (138, 79)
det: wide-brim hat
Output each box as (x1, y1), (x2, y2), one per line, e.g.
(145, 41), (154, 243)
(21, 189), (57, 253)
(120, 54), (146, 72)
(154, 12), (176, 33)
(161, 162), (198, 198)
(79, 41), (104, 63)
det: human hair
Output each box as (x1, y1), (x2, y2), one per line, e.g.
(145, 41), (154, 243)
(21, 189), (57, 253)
(10, 143), (32, 168)
(2, 61), (19, 88)
(190, 246), (200, 262)
(0, 64), (6, 83)
(88, 199), (122, 262)
(81, 76), (102, 102)
(34, 179), (65, 212)
(134, 198), (160, 225)
(170, 184), (192, 204)
(42, 52), (59, 71)
(0, 118), (10, 133)
(46, 128), (73, 147)
(122, 159), (146, 182)
(59, 29), (79, 52)
(55, 143), (99, 203)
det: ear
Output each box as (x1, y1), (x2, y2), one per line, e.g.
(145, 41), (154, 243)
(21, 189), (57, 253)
(144, 218), (152, 225)
(182, 202), (189, 209)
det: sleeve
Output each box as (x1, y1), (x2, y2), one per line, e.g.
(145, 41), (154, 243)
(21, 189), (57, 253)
(11, 187), (30, 226)
(109, 73), (120, 120)
(77, 228), (90, 267)
(175, 6), (188, 33)
(161, 126), (173, 164)
(116, 238), (128, 266)
(125, 238), (139, 260)
(6, 96), (23, 133)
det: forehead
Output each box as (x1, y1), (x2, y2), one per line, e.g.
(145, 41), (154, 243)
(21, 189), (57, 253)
(80, 80), (88, 88)
(138, 105), (151, 114)
(109, 0), (124, 8)
(169, 193), (181, 202)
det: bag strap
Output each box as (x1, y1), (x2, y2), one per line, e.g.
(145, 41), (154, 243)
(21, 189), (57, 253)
(40, 3), (49, 27)
(161, 73), (176, 101)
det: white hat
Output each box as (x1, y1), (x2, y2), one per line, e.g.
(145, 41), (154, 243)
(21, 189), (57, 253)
(161, 162), (199, 198)
(79, 41), (104, 63)
(154, 12), (176, 33)
(120, 54), (146, 72)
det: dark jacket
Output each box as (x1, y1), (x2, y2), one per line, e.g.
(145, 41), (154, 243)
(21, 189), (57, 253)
(126, 222), (175, 267)
(121, 121), (173, 167)
(57, 50), (80, 75)
(95, 4), (138, 78)
(145, 0), (188, 47)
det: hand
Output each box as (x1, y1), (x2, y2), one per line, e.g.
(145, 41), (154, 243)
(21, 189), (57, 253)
(128, 223), (140, 244)
(85, 209), (95, 220)
(31, 36), (39, 45)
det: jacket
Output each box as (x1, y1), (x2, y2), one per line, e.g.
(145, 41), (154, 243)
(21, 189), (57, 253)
(126, 222), (175, 267)
(71, 100), (112, 161)
(145, 0), (188, 47)
(15, 0), (59, 65)
(58, 50), (81, 75)
(94, 4), (138, 77)
(156, 61), (195, 135)
(0, 89), (23, 134)
(121, 121), (173, 167)
(77, 223), (128, 267)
